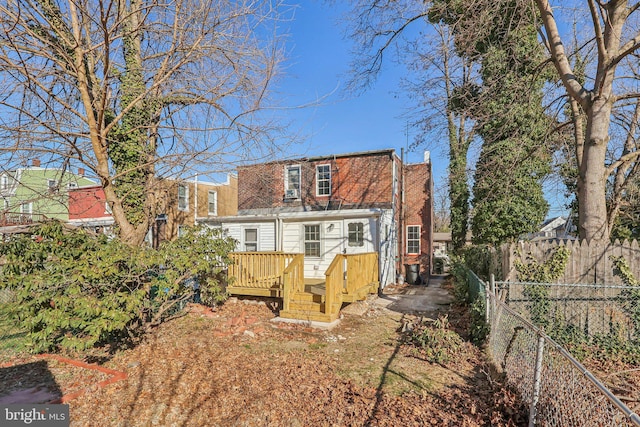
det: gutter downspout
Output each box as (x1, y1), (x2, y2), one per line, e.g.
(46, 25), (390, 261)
(399, 148), (405, 279)
(194, 174), (198, 225)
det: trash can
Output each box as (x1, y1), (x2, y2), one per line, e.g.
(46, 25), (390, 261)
(405, 264), (420, 285)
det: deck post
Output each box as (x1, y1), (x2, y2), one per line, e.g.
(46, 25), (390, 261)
(282, 270), (290, 312)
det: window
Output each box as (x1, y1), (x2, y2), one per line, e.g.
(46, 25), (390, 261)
(67, 182), (78, 190)
(47, 179), (58, 193)
(244, 228), (258, 251)
(20, 202), (32, 218)
(285, 165), (301, 199)
(178, 184), (188, 211)
(178, 225), (187, 238)
(348, 222), (364, 247)
(316, 164), (331, 196)
(1, 175), (7, 190)
(208, 190), (217, 216)
(304, 224), (321, 257)
(407, 225), (421, 254)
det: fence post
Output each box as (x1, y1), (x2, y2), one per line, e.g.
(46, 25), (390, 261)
(529, 334), (545, 427)
(489, 274), (496, 322)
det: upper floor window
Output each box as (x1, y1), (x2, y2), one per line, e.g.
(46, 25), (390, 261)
(304, 224), (321, 257)
(407, 225), (421, 254)
(208, 190), (217, 216)
(348, 222), (364, 247)
(178, 184), (188, 211)
(1, 175), (7, 191)
(67, 182), (78, 190)
(316, 164), (331, 196)
(47, 179), (58, 193)
(285, 165), (301, 199)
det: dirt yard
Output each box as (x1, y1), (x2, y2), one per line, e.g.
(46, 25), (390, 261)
(1, 293), (529, 426)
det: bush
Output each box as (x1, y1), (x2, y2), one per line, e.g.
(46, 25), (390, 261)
(404, 315), (464, 365)
(0, 221), (235, 352)
(463, 245), (501, 281)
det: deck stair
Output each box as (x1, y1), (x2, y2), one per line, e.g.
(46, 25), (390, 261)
(227, 252), (379, 323)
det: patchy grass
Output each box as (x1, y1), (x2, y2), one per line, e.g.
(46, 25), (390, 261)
(1, 299), (528, 426)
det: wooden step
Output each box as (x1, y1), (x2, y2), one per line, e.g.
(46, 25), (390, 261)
(287, 300), (324, 312)
(291, 292), (325, 303)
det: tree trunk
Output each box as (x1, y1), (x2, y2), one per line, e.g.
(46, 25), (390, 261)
(579, 97), (611, 242)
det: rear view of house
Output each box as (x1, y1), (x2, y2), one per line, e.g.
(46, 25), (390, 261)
(204, 149), (433, 289)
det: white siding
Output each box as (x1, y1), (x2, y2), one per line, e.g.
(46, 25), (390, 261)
(218, 221), (276, 252)
(378, 209), (396, 288)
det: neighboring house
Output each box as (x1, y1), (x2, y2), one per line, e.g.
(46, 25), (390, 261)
(152, 174), (238, 246)
(202, 149), (433, 288)
(67, 174), (238, 245)
(433, 232), (452, 259)
(529, 216), (575, 241)
(68, 185), (115, 235)
(0, 159), (96, 226)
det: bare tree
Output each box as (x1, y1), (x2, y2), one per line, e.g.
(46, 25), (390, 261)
(0, 0), (289, 245)
(535, 0), (640, 242)
(344, 0), (477, 252)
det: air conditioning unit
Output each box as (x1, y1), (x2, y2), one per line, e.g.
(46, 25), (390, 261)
(285, 188), (299, 199)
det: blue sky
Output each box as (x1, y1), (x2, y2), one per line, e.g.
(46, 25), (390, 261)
(277, 1), (568, 218)
(280, 1), (449, 191)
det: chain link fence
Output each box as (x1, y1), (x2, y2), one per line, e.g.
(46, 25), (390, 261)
(467, 271), (640, 426)
(497, 281), (639, 342)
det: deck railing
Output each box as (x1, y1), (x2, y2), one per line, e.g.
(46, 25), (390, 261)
(282, 254), (305, 312)
(344, 253), (379, 295)
(324, 254), (346, 318)
(0, 213), (48, 226)
(227, 252), (297, 293)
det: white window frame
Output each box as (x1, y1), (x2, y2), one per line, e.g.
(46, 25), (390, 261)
(208, 190), (218, 216)
(1, 175), (7, 191)
(47, 179), (58, 193)
(178, 184), (189, 211)
(406, 225), (421, 254)
(348, 222), (364, 247)
(20, 202), (32, 217)
(244, 227), (258, 252)
(285, 164), (301, 199)
(316, 164), (331, 196)
(304, 224), (321, 258)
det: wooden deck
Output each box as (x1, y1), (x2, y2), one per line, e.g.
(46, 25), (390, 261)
(226, 252), (379, 322)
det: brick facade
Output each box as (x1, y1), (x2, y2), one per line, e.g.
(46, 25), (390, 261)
(402, 162), (433, 277)
(238, 150), (397, 212)
(237, 149), (433, 279)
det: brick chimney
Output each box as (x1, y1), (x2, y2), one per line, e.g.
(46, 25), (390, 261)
(78, 167), (85, 176)
(32, 159), (41, 167)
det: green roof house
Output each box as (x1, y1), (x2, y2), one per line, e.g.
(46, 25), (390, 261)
(0, 159), (96, 225)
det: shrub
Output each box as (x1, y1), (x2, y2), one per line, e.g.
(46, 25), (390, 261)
(0, 221), (235, 352)
(404, 315), (464, 365)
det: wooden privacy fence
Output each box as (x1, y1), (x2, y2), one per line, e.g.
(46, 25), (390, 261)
(501, 239), (640, 284)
